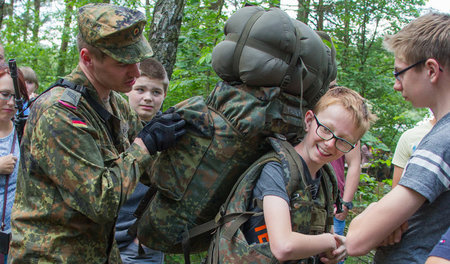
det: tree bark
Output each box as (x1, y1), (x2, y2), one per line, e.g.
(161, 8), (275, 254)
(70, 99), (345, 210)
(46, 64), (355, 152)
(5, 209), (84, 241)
(0, 0), (4, 29)
(317, 0), (324, 30)
(148, 0), (186, 80)
(56, 0), (73, 77)
(297, 0), (311, 24)
(32, 0), (40, 42)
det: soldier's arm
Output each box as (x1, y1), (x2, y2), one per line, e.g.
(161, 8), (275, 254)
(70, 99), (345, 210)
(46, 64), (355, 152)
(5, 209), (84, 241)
(33, 106), (151, 223)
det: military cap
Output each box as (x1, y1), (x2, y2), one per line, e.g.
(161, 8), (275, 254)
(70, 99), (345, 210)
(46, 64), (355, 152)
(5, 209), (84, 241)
(77, 3), (153, 64)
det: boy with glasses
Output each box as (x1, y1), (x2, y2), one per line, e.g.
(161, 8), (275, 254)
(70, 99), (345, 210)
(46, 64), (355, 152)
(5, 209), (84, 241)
(242, 86), (376, 263)
(346, 13), (450, 263)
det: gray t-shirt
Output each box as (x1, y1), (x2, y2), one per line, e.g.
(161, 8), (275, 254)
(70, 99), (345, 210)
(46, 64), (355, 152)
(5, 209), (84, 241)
(374, 113), (450, 264)
(243, 157), (321, 244)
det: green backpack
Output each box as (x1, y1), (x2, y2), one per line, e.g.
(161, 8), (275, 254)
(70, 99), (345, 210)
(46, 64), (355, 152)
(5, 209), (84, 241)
(204, 136), (339, 264)
(130, 5), (337, 255)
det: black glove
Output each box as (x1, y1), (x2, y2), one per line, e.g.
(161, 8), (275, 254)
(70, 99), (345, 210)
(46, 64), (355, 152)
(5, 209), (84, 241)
(138, 107), (186, 155)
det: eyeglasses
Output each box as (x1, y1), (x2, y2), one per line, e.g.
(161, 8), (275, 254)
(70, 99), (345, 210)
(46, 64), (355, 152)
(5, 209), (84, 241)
(0, 91), (15, 101)
(393, 60), (426, 81)
(313, 114), (356, 153)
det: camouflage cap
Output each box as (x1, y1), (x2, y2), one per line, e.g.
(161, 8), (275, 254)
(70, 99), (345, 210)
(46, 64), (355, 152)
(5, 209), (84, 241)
(77, 3), (153, 64)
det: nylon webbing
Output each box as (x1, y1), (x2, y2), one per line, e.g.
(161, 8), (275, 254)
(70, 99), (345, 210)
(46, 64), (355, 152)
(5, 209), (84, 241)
(232, 11), (264, 78)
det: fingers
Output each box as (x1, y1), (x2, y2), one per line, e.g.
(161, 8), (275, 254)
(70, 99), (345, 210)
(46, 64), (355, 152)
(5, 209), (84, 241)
(163, 106), (175, 114)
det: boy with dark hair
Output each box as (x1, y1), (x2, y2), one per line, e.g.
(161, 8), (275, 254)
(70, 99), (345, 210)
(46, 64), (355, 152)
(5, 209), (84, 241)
(115, 58), (168, 263)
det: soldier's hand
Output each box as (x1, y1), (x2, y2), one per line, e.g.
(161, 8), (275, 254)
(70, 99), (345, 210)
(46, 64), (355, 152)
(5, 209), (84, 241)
(137, 107), (186, 155)
(0, 154), (18, 174)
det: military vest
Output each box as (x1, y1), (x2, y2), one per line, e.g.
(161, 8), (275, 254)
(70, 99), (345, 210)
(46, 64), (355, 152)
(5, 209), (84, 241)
(205, 136), (338, 264)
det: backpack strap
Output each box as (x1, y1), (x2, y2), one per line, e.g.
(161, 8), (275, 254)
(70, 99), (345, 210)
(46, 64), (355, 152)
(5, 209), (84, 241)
(182, 150), (278, 264)
(321, 164), (339, 232)
(232, 10), (264, 78)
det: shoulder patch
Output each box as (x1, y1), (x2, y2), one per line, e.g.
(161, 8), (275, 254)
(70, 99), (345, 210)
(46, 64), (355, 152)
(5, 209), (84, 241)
(59, 88), (82, 109)
(71, 117), (88, 129)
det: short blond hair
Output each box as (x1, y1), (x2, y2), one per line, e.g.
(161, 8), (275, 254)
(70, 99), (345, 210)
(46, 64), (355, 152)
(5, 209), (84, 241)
(313, 86), (377, 138)
(383, 13), (450, 68)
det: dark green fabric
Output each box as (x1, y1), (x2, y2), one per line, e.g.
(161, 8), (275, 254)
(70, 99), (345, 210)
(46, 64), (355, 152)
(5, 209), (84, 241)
(205, 137), (338, 264)
(212, 6), (337, 108)
(134, 81), (307, 253)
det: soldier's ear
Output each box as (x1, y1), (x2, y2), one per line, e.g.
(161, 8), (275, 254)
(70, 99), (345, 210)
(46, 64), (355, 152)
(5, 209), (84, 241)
(80, 48), (93, 66)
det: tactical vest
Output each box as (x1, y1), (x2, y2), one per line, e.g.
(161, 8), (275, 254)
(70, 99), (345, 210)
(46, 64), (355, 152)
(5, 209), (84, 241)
(205, 136), (339, 264)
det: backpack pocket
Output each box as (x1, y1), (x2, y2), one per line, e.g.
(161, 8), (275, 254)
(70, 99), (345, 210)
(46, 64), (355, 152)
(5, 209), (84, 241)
(150, 96), (214, 201)
(290, 188), (314, 234)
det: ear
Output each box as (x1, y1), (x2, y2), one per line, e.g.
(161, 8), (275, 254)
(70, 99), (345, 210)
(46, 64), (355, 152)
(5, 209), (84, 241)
(79, 48), (93, 67)
(304, 110), (314, 132)
(425, 58), (442, 84)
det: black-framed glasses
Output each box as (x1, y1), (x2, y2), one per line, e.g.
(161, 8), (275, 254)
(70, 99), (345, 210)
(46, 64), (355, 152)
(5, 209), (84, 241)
(393, 59), (426, 81)
(313, 114), (356, 153)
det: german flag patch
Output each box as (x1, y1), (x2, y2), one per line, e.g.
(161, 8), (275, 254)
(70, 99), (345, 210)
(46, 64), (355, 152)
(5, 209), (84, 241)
(72, 117), (88, 128)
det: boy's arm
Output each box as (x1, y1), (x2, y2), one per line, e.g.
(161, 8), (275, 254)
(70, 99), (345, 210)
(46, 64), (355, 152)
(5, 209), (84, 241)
(346, 185), (426, 256)
(336, 143), (361, 220)
(391, 165), (404, 188)
(264, 195), (337, 261)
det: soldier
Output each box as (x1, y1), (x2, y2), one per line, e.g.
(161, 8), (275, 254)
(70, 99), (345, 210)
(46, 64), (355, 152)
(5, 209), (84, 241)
(9, 3), (184, 263)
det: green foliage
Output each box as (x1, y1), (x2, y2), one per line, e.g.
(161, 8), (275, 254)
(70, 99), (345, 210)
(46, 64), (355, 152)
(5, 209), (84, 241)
(164, 0), (226, 109)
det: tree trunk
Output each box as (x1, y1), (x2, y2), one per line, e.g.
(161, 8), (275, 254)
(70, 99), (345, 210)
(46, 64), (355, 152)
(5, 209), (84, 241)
(7, 0), (13, 18)
(204, 0), (225, 94)
(297, 0), (311, 24)
(340, 0), (351, 69)
(56, 1), (73, 77)
(22, 0), (31, 42)
(0, 0), (4, 30)
(148, 0), (186, 80)
(317, 0), (324, 30)
(32, 0), (40, 42)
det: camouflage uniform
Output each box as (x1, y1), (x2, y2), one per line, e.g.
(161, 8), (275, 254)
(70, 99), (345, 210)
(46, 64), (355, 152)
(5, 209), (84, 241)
(9, 3), (153, 263)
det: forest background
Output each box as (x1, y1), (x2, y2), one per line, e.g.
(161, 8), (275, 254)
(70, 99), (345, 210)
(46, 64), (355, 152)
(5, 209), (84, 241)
(1, 0), (448, 262)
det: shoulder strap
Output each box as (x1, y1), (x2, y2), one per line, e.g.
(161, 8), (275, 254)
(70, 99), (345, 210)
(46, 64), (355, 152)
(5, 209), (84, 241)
(1, 129), (17, 231)
(182, 149), (280, 264)
(320, 164), (339, 232)
(54, 79), (112, 123)
(232, 10), (264, 78)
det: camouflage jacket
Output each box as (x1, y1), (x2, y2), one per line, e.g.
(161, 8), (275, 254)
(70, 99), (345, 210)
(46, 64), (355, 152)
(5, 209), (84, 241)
(9, 66), (150, 263)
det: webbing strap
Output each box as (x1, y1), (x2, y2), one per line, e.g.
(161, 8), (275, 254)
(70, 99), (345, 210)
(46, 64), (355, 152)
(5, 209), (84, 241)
(51, 79), (116, 144)
(128, 185), (158, 238)
(232, 11), (264, 78)
(223, 211), (263, 240)
(182, 212), (257, 264)
(226, 33), (290, 62)
(280, 25), (302, 91)
(278, 139), (305, 195)
(54, 79), (112, 123)
(1, 130), (17, 232)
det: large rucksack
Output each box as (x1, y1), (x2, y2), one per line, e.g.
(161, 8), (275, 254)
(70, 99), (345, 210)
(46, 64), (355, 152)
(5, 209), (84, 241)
(204, 136), (338, 264)
(130, 5), (337, 255)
